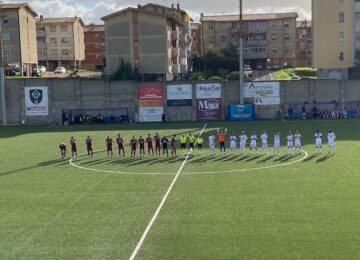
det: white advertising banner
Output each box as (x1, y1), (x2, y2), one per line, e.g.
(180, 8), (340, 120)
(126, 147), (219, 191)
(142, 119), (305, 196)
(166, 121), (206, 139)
(167, 84), (192, 100)
(196, 83), (221, 99)
(139, 107), (164, 122)
(24, 86), (49, 116)
(254, 97), (281, 105)
(244, 82), (280, 98)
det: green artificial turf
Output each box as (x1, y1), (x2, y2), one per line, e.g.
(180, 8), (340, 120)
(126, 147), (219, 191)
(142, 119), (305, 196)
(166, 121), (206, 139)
(0, 119), (359, 259)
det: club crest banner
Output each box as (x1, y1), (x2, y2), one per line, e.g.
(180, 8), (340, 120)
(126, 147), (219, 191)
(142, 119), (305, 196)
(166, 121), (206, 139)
(24, 87), (49, 116)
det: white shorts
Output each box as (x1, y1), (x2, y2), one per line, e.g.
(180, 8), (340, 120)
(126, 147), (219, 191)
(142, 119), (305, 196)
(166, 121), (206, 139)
(262, 142), (268, 148)
(294, 141), (301, 148)
(328, 141), (335, 147)
(230, 142), (236, 149)
(274, 141), (280, 149)
(287, 141), (293, 148)
(210, 143), (215, 149)
(240, 142), (246, 149)
(250, 140), (257, 148)
(316, 139), (322, 146)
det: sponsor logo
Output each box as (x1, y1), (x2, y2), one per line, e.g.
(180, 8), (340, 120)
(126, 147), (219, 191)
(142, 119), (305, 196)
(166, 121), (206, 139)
(198, 99), (220, 111)
(198, 85), (221, 92)
(29, 89), (42, 105)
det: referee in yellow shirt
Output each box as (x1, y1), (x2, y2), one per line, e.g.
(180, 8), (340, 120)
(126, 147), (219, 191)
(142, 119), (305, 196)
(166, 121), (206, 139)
(188, 133), (195, 155)
(180, 134), (187, 155)
(197, 135), (204, 155)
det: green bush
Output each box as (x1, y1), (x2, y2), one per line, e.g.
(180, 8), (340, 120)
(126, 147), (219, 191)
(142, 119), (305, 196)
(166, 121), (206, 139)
(226, 71), (240, 80)
(208, 76), (224, 80)
(293, 67), (317, 78)
(189, 72), (204, 80)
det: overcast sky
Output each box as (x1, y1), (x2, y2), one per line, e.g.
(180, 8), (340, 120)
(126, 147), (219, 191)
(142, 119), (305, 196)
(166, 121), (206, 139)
(7, 0), (311, 24)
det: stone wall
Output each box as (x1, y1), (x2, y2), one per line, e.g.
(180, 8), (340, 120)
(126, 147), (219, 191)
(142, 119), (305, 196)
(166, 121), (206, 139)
(1, 78), (360, 125)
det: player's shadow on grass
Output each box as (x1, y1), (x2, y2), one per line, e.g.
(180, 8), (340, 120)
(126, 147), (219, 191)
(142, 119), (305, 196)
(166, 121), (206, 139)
(223, 154), (238, 161)
(236, 154), (251, 161)
(273, 154), (290, 162)
(187, 156), (214, 164)
(245, 154), (262, 161)
(147, 157), (170, 165)
(259, 155), (275, 163)
(302, 152), (320, 162)
(316, 153), (335, 163)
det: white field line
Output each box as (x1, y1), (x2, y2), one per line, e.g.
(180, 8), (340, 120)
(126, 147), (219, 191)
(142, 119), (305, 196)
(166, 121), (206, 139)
(70, 150), (308, 175)
(128, 123), (208, 260)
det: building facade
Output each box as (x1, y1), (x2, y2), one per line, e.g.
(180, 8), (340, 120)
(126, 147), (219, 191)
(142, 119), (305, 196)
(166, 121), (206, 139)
(0, 3), (38, 74)
(312, 0), (360, 80)
(200, 13), (298, 69)
(296, 20), (312, 67)
(191, 23), (202, 56)
(36, 16), (85, 71)
(84, 24), (105, 71)
(101, 3), (192, 80)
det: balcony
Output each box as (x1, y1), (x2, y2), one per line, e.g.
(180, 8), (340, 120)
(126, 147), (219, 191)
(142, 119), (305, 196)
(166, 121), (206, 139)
(244, 52), (268, 59)
(171, 30), (180, 40)
(37, 42), (46, 48)
(172, 48), (180, 57)
(37, 30), (46, 37)
(246, 39), (267, 46)
(231, 28), (240, 34)
(247, 27), (267, 33)
(172, 64), (180, 73)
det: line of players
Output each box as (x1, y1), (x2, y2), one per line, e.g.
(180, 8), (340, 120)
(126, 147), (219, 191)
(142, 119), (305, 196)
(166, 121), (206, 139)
(59, 129), (336, 160)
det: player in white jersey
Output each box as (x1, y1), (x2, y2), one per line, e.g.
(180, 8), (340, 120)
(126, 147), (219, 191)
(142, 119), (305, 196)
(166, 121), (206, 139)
(273, 132), (281, 155)
(260, 131), (268, 154)
(293, 130), (302, 154)
(208, 133), (216, 156)
(239, 131), (248, 153)
(314, 129), (323, 153)
(327, 129), (336, 154)
(286, 131), (294, 154)
(229, 133), (237, 153)
(249, 132), (258, 153)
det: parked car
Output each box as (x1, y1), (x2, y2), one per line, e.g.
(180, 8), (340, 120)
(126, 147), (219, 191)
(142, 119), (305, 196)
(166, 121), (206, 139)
(38, 66), (46, 73)
(272, 64), (280, 69)
(9, 63), (20, 72)
(54, 67), (67, 74)
(292, 74), (301, 80)
(32, 68), (41, 77)
(5, 68), (16, 77)
(244, 67), (253, 77)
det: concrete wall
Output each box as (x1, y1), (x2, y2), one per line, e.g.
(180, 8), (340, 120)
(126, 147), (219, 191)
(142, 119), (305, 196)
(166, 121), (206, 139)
(1, 78), (360, 125)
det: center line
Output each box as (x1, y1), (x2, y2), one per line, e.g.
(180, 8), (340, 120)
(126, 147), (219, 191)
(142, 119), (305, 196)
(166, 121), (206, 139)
(129, 123), (208, 260)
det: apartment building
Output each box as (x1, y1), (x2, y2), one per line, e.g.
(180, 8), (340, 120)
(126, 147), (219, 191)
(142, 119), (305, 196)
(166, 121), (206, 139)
(36, 16), (85, 70)
(200, 12), (298, 69)
(312, 0), (360, 80)
(0, 3), (38, 74)
(296, 20), (312, 67)
(101, 3), (192, 80)
(84, 24), (105, 71)
(191, 23), (202, 56)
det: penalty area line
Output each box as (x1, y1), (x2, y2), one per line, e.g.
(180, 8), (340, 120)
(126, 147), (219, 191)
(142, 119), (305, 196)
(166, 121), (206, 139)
(128, 123), (208, 260)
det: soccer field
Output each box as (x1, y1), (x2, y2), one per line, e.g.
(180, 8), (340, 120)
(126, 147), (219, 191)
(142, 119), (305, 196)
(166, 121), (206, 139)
(1, 119), (360, 259)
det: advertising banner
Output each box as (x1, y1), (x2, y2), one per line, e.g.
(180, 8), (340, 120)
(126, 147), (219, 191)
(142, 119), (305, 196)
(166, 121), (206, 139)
(167, 84), (192, 106)
(228, 104), (255, 121)
(138, 84), (163, 101)
(196, 83), (221, 99)
(254, 97), (281, 105)
(244, 82), (280, 98)
(197, 98), (221, 120)
(139, 107), (164, 122)
(138, 83), (164, 122)
(24, 86), (49, 116)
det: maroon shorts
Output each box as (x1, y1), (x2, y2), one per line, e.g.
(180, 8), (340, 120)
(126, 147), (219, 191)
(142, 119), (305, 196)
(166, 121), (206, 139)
(107, 145), (112, 151)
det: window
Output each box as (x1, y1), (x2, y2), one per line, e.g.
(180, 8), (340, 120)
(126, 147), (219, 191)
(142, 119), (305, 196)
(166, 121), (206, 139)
(220, 35), (226, 43)
(38, 49), (46, 55)
(339, 32), (344, 42)
(339, 12), (344, 23)
(209, 36), (215, 44)
(208, 24), (214, 30)
(96, 54), (101, 59)
(284, 21), (290, 27)
(2, 16), (8, 24)
(272, 34), (277, 40)
(62, 49), (70, 56)
(339, 51), (344, 61)
(50, 49), (58, 57)
(50, 26), (56, 32)
(95, 43), (101, 48)
(50, 38), (58, 45)
(2, 32), (9, 41)
(61, 37), (69, 44)
(272, 48), (278, 53)
(94, 33), (99, 38)
(61, 25), (68, 32)
(284, 33), (290, 40)
(133, 22), (138, 28)
(3, 49), (10, 57)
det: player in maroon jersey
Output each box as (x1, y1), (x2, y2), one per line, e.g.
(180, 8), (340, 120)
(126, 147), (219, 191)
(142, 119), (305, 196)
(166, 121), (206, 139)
(171, 134), (177, 158)
(70, 136), (78, 158)
(138, 135), (145, 157)
(146, 134), (154, 157)
(130, 136), (138, 158)
(86, 135), (93, 158)
(105, 136), (114, 157)
(59, 143), (67, 159)
(116, 134), (125, 158)
(154, 133), (161, 156)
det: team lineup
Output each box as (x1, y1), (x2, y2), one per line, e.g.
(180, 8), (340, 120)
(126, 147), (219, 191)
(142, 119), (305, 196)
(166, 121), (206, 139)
(59, 128), (337, 160)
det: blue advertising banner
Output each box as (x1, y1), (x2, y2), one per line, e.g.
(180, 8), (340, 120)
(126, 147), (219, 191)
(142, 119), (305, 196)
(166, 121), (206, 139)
(228, 104), (255, 121)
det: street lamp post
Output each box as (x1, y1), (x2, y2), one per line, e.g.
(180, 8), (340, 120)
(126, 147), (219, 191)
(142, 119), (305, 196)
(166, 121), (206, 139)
(239, 0), (244, 104)
(0, 1), (8, 125)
